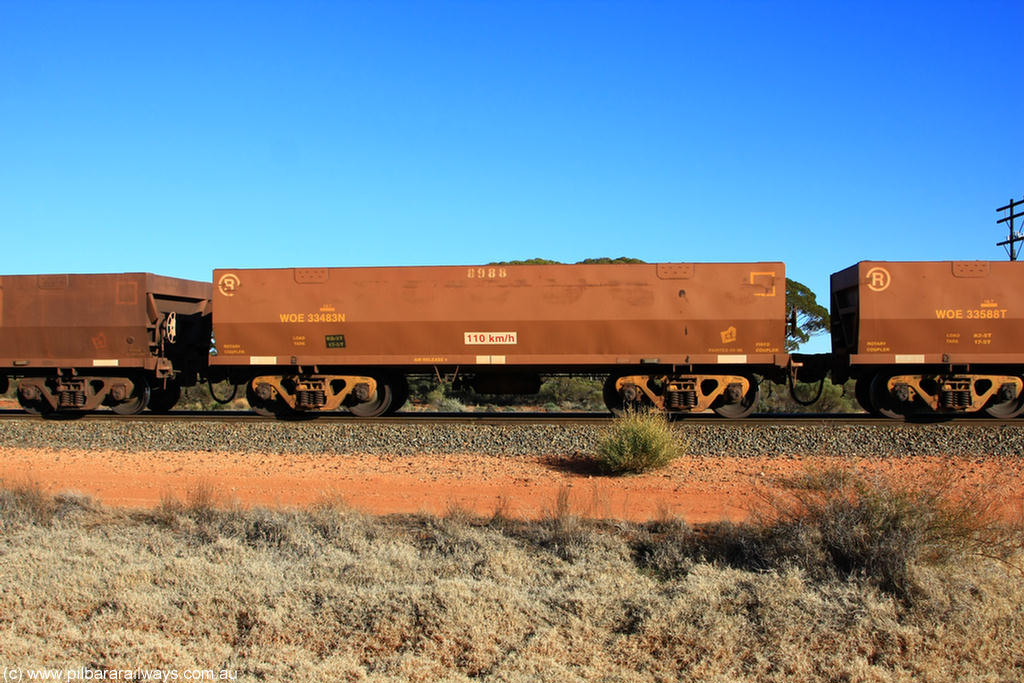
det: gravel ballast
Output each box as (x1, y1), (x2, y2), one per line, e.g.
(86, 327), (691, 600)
(2, 417), (1024, 457)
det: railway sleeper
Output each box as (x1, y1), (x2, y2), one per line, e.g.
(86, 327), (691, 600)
(871, 373), (1024, 418)
(607, 373), (759, 418)
(248, 374), (379, 413)
(16, 375), (150, 415)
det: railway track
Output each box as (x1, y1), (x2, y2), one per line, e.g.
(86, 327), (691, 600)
(0, 408), (1020, 427)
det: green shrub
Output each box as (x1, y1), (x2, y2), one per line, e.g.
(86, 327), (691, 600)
(593, 411), (682, 474)
(537, 376), (604, 410)
(757, 377), (861, 413)
(433, 397), (466, 412)
(178, 381), (246, 411)
(416, 384), (467, 412)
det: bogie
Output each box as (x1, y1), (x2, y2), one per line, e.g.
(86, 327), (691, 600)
(867, 371), (1024, 418)
(242, 374), (405, 417)
(14, 375), (152, 415)
(604, 373), (760, 419)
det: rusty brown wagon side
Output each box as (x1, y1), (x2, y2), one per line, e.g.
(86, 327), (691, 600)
(209, 262), (789, 417)
(830, 260), (1024, 417)
(0, 273), (211, 414)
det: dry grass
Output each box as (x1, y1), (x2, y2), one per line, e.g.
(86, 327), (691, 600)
(0, 476), (1022, 682)
(0, 477), (56, 527)
(636, 463), (1024, 603)
(755, 463), (1024, 601)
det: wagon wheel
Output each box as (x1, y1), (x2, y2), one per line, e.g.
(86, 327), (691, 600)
(111, 377), (151, 415)
(854, 377), (880, 416)
(711, 376), (760, 419)
(384, 375), (409, 415)
(16, 387), (51, 415)
(147, 381), (182, 413)
(984, 380), (1024, 419)
(245, 383), (280, 417)
(869, 374), (906, 420)
(349, 377), (395, 418)
(603, 375), (637, 417)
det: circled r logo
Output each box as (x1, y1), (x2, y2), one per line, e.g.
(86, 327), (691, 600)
(218, 273), (240, 296)
(866, 267), (891, 292)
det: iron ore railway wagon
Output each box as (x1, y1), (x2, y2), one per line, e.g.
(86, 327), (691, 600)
(831, 260), (1024, 419)
(2, 259), (1023, 420)
(207, 262), (788, 418)
(0, 273), (211, 414)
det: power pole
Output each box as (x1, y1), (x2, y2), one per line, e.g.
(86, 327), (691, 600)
(996, 196), (1024, 261)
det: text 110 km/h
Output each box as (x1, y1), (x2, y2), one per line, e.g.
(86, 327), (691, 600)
(464, 332), (518, 345)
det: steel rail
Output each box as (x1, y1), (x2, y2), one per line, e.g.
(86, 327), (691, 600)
(0, 409), (1020, 427)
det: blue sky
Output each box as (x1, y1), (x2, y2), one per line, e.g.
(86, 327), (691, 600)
(2, 1), (1021, 351)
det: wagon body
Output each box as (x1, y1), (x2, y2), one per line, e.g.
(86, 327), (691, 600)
(0, 273), (210, 369)
(210, 262), (789, 373)
(831, 260), (1024, 368)
(830, 260), (1024, 417)
(0, 273), (211, 412)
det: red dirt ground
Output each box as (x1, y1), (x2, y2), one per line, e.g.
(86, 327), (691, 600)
(2, 447), (1022, 522)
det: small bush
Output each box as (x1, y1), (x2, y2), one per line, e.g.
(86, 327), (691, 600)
(178, 382), (247, 411)
(537, 376), (604, 410)
(433, 397), (466, 412)
(185, 481), (220, 524)
(422, 384), (467, 413)
(0, 478), (56, 527)
(594, 411), (682, 475)
(757, 377), (861, 413)
(756, 465), (1023, 601)
(635, 464), (1024, 602)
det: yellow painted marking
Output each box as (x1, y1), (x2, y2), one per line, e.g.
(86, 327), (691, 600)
(279, 311), (346, 323)
(467, 267), (508, 279)
(866, 267), (891, 292)
(218, 273), (240, 297)
(749, 272), (776, 296)
(936, 308), (1007, 320)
